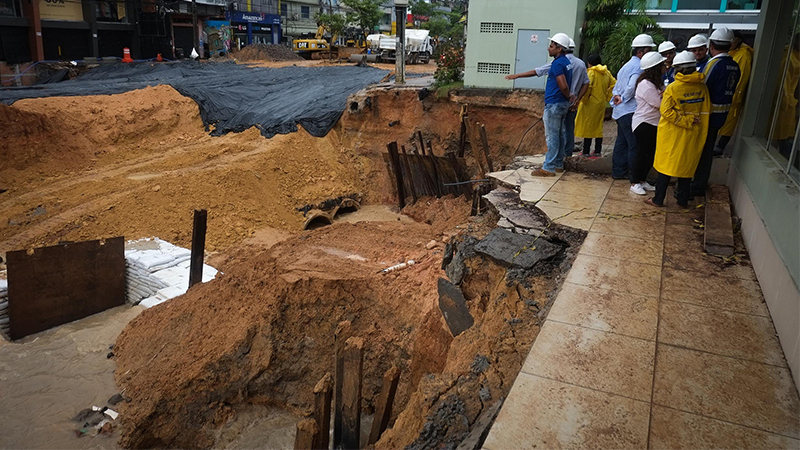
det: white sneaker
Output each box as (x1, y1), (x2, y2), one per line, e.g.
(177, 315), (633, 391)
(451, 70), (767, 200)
(641, 181), (656, 191)
(630, 183), (646, 195)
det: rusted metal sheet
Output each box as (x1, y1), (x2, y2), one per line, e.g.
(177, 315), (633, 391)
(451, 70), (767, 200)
(6, 237), (126, 340)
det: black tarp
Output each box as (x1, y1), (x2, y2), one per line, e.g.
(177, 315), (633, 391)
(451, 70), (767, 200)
(0, 61), (388, 138)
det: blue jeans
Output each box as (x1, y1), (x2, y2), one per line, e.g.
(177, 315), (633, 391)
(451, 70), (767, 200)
(612, 113), (637, 179)
(543, 102), (569, 172)
(562, 108), (577, 155)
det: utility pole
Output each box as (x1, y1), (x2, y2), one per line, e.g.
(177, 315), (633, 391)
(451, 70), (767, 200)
(394, 0), (407, 84)
(192, 0), (200, 57)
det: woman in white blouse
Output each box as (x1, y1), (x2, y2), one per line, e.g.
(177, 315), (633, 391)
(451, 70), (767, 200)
(630, 52), (667, 195)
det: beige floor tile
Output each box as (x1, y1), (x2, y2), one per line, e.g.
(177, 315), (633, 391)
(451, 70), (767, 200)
(599, 198), (666, 219)
(590, 214), (666, 241)
(661, 267), (769, 316)
(540, 190), (606, 211)
(663, 224), (757, 280)
(659, 301), (787, 366)
(547, 178), (611, 198)
(537, 204), (596, 231)
(649, 405), (800, 449)
(564, 254), (662, 297)
(578, 232), (663, 265)
(665, 207), (705, 227)
(519, 183), (549, 203)
(483, 373), (650, 450)
(556, 171), (614, 190)
(522, 321), (655, 401)
(653, 344), (800, 438)
(548, 282), (658, 340)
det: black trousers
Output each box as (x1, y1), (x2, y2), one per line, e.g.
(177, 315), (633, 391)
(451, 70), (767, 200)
(583, 138), (602, 155)
(690, 126), (720, 197)
(632, 123), (657, 184)
(654, 172), (691, 207)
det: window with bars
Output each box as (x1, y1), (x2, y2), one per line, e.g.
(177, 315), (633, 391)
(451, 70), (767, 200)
(477, 62), (511, 74)
(480, 22), (514, 34)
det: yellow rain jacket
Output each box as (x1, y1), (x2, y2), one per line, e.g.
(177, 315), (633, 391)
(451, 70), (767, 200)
(575, 65), (616, 139)
(719, 43), (754, 137)
(774, 49), (800, 141)
(654, 71), (711, 178)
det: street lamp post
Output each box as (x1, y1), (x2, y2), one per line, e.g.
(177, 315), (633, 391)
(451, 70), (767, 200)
(395, 0), (407, 84)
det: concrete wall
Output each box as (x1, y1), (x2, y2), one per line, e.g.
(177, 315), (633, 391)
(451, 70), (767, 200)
(464, 0), (587, 89)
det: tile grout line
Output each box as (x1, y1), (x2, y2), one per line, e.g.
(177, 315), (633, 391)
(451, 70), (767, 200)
(659, 296), (770, 318)
(651, 403), (800, 441)
(560, 280), (661, 299)
(519, 372), (652, 405)
(646, 202), (669, 450)
(571, 251), (663, 268)
(546, 318), (657, 343)
(658, 341), (790, 369)
(661, 261), (759, 281)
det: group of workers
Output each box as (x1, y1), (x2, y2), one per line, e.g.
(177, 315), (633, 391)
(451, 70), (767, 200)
(506, 27), (753, 208)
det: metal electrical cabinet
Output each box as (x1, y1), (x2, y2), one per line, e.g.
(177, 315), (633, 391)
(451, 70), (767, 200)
(513, 29), (549, 90)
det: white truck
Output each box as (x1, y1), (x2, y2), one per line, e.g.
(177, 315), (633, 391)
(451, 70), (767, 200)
(366, 29), (433, 64)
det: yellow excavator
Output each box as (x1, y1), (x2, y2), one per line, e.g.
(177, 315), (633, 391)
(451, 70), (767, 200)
(292, 25), (334, 59)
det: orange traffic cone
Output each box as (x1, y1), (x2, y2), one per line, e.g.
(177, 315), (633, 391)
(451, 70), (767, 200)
(156, 53), (163, 62)
(122, 47), (133, 63)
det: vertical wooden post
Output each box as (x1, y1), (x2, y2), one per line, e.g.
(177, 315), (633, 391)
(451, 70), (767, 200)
(367, 366), (401, 445)
(479, 125), (495, 173)
(313, 373), (333, 450)
(458, 109), (467, 158)
(188, 209), (207, 289)
(448, 153), (473, 199)
(426, 141), (444, 197)
(294, 419), (319, 450)
(332, 321), (352, 449)
(341, 337), (364, 450)
(400, 145), (418, 204)
(417, 130), (427, 156)
(463, 121), (487, 179)
(387, 142), (406, 209)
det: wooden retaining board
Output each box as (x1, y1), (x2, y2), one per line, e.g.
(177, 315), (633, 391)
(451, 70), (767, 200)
(383, 152), (472, 201)
(6, 237), (126, 340)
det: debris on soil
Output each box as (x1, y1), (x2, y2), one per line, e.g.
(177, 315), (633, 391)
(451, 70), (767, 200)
(233, 44), (304, 62)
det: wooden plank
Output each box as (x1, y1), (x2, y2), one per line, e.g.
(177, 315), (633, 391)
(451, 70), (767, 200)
(463, 120), (487, 179)
(448, 153), (473, 199)
(417, 130), (427, 156)
(386, 142), (406, 209)
(400, 145), (418, 204)
(367, 366), (401, 445)
(6, 237), (126, 340)
(313, 373), (333, 450)
(705, 185), (735, 256)
(426, 141), (444, 197)
(294, 419), (318, 450)
(332, 321), (352, 449)
(478, 124), (495, 173)
(458, 109), (467, 158)
(188, 209), (207, 289)
(341, 337), (364, 450)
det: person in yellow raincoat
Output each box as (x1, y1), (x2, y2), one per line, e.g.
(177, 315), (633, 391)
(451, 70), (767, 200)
(773, 34), (800, 160)
(646, 51), (710, 208)
(575, 54), (616, 156)
(716, 31), (754, 155)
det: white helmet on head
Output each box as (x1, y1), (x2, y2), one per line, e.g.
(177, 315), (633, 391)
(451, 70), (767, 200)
(631, 33), (656, 48)
(569, 38), (576, 49)
(709, 27), (734, 43)
(658, 41), (676, 53)
(640, 52), (666, 70)
(673, 50), (696, 66)
(549, 33), (571, 49)
(687, 35), (708, 49)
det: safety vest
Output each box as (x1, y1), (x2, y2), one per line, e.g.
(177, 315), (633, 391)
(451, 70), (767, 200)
(702, 54), (740, 128)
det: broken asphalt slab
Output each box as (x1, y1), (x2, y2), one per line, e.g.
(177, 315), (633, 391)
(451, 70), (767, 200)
(483, 187), (550, 231)
(438, 278), (474, 337)
(473, 228), (561, 270)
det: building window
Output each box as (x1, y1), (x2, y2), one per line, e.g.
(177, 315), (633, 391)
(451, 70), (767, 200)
(280, 2), (287, 16)
(96, 1), (128, 23)
(301, 5), (309, 19)
(0, 0), (22, 17)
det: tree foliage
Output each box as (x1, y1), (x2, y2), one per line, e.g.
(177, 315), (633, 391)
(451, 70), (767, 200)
(340, 0), (383, 39)
(583, 0), (663, 73)
(410, 0), (464, 41)
(315, 11), (347, 40)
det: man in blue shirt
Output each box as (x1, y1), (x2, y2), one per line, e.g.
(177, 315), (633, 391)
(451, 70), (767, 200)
(689, 27), (740, 198)
(506, 33), (573, 176)
(611, 33), (655, 180)
(687, 34), (710, 72)
(659, 40), (677, 86)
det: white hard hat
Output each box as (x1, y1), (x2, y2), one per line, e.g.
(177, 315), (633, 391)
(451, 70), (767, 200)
(686, 35), (708, 49)
(569, 38), (575, 49)
(710, 27), (734, 43)
(640, 51), (666, 70)
(548, 33), (571, 49)
(673, 50), (696, 66)
(658, 41), (676, 53)
(631, 33), (655, 48)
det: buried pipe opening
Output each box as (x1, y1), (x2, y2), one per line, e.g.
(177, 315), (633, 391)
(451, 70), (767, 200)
(303, 210), (333, 230)
(333, 199), (361, 218)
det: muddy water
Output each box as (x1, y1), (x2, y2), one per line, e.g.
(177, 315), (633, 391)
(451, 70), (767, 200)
(333, 205), (415, 224)
(0, 305), (142, 449)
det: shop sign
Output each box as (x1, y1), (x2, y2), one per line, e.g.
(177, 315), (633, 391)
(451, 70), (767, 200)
(194, 0), (227, 6)
(39, 0), (84, 21)
(230, 11), (280, 25)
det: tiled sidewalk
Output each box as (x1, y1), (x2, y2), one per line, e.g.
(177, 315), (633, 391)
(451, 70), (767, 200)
(483, 173), (800, 449)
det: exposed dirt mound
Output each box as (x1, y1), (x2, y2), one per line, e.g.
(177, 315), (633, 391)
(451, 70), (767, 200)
(112, 196), (584, 450)
(233, 44), (304, 62)
(0, 103), (76, 174)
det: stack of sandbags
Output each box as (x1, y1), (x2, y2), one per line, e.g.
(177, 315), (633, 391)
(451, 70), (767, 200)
(124, 238), (218, 308)
(0, 279), (8, 337)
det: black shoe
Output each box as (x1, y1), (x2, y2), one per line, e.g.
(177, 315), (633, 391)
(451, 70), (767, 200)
(713, 148), (724, 157)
